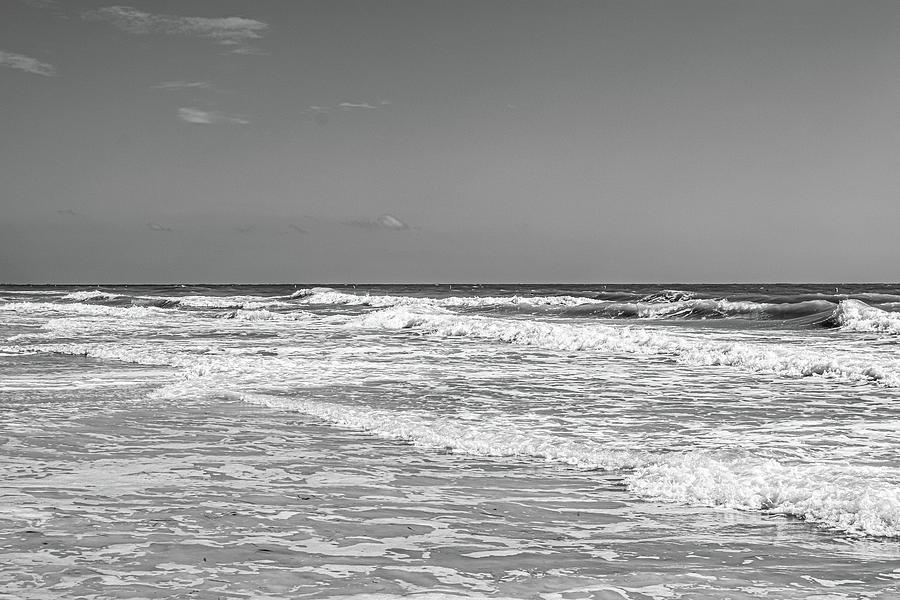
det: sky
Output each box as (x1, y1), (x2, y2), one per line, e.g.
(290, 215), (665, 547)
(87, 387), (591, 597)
(2, 0), (900, 283)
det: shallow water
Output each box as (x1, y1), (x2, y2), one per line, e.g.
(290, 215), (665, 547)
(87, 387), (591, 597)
(1, 284), (899, 598)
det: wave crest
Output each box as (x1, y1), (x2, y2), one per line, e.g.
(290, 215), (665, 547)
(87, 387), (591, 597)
(61, 290), (120, 302)
(639, 289), (696, 303)
(829, 299), (900, 335)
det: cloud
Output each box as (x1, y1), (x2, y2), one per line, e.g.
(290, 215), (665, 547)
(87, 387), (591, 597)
(287, 224), (309, 234)
(0, 50), (56, 76)
(20, 0), (68, 19)
(304, 101), (387, 125)
(338, 102), (377, 110)
(152, 80), (213, 91)
(229, 46), (268, 56)
(178, 107), (248, 125)
(21, 0), (59, 9)
(146, 222), (172, 232)
(344, 214), (411, 231)
(84, 5), (268, 52)
(306, 101), (387, 113)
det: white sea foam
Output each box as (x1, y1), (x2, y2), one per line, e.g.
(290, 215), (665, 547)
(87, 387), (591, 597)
(219, 308), (311, 321)
(231, 392), (644, 470)
(6, 318), (104, 341)
(628, 452), (900, 538)
(0, 289), (65, 296)
(831, 299), (900, 335)
(0, 301), (168, 319)
(0, 343), (219, 379)
(230, 391), (900, 538)
(352, 306), (900, 386)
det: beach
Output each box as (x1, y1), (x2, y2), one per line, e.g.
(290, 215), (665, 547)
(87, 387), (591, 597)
(2, 284), (899, 598)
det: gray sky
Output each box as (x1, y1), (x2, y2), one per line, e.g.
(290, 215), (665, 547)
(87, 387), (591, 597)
(2, 0), (900, 283)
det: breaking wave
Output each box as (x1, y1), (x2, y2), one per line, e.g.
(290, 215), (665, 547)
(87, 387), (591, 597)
(639, 289), (696, 303)
(352, 306), (900, 386)
(827, 299), (900, 335)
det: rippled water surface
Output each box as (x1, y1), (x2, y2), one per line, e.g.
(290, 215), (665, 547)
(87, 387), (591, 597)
(1, 284), (899, 598)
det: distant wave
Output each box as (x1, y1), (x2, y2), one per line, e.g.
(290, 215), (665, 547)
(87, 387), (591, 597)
(132, 295), (292, 310)
(352, 306), (900, 387)
(230, 391), (899, 538)
(639, 289), (696, 303)
(61, 290), (120, 302)
(4, 293), (292, 312)
(291, 287), (602, 310)
(561, 298), (837, 321)
(38, 288), (900, 334)
(9, 292), (900, 339)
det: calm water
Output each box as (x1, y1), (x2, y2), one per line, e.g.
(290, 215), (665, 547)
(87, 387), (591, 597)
(1, 284), (899, 598)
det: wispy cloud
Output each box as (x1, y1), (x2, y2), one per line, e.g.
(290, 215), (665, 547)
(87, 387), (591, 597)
(21, 0), (59, 9)
(338, 102), (377, 110)
(229, 46), (268, 56)
(84, 6), (268, 52)
(178, 107), (248, 125)
(152, 80), (213, 91)
(287, 224), (309, 234)
(146, 222), (173, 232)
(0, 50), (56, 76)
(343, 214), (411, 231)
(305, 100), (389, 114)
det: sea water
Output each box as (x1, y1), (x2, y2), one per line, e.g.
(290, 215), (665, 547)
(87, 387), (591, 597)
(1, 284), (898, 598)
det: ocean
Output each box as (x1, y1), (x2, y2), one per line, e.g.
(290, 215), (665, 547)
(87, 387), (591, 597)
(1, 283), (898, 599)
